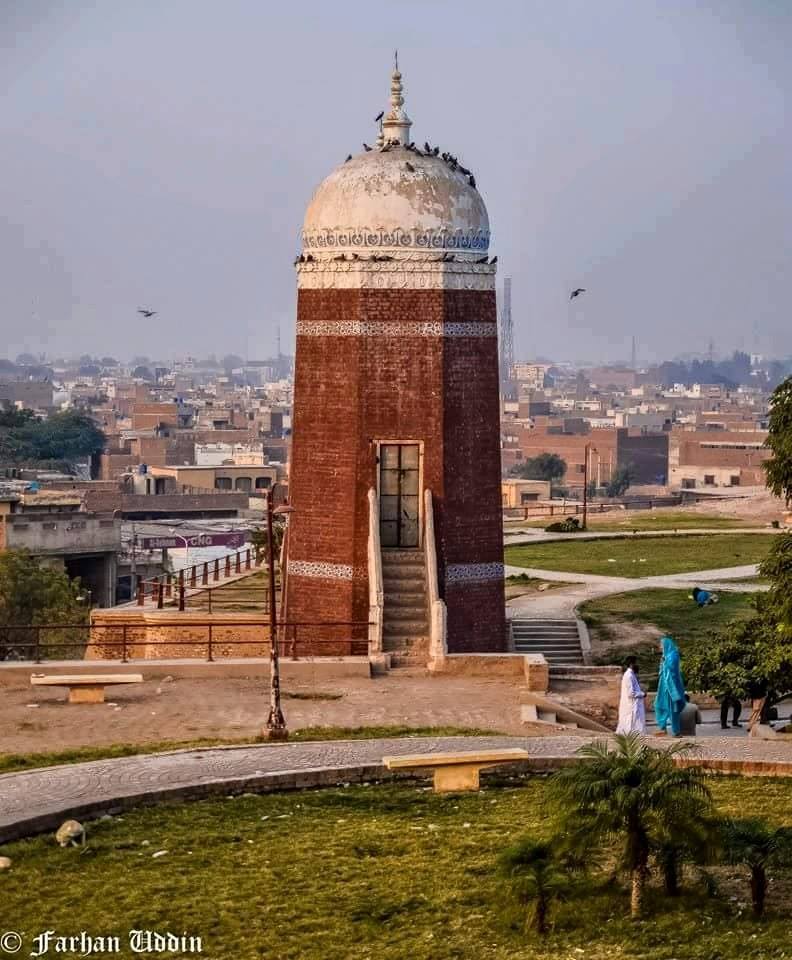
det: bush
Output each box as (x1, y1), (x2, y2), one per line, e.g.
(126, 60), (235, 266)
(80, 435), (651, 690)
(544, 517), (581, 533)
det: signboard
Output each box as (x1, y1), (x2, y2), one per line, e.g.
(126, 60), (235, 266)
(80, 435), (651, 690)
(139, 531), (248, 550)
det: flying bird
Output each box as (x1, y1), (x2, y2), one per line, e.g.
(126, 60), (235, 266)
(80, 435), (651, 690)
(374, 111), (384, 123)
(137, 308), (156, 318)
(570, 288), (586, 299)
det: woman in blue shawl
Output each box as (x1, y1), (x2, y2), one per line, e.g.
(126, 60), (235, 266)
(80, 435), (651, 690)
(654, 636), (686, 736)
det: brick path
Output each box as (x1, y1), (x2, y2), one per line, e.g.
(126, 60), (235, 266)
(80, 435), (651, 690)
(1, 734), (790, 844)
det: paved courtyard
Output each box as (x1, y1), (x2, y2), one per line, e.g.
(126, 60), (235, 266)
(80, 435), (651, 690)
(1, 733), (790, 844)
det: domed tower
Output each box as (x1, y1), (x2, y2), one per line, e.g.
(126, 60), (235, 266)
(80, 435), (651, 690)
(286, 63), (506, 658)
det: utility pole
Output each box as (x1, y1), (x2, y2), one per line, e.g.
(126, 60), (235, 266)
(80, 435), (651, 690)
(582, 442), (590, 531)
(130, 521), (138, 600)
(264, 491), (292, 740)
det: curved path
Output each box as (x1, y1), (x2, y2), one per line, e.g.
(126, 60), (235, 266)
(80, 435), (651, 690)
(504, 527), (772, 545)
(506, 563), (767, 619)
(1, 734), (791, 845)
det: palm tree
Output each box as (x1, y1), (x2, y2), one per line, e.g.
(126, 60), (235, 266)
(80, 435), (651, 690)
(497, 837), (572, 936)
(720, 818), (792, 918)
(550, 733), (713, 919)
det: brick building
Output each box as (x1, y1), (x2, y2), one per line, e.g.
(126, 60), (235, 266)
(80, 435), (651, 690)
(285, 64), (506, 657)
(669, 430), (770, 488)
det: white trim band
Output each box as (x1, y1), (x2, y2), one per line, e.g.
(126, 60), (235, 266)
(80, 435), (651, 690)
(287, 560), (354, 581)
(445, 562), (505, 584)
(296, 320), (497, 338)
(296, 260), (495, 292)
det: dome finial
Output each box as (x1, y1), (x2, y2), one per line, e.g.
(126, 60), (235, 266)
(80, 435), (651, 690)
(381, 54), (412, 146)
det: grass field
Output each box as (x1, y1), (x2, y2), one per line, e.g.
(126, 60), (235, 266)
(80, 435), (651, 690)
(2, 777), (790, 960)
(504, 533), (777, 578)
(580, 588), (756, 677)
(505, 511), (759, 532)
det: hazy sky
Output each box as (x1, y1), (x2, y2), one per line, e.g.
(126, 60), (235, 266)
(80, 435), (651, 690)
(1, 0), (790, 365)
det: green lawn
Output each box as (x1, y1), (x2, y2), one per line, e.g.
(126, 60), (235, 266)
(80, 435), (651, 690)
(580, 588), (757, 678)
(2, 777), (790, 960)
(505, 533), (777, 578)
(505, 511), (759, 532)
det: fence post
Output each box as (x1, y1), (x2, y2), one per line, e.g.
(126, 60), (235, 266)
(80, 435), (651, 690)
(165, 574), (172, 598)
(157, 580), (164, 610)
(202, 562), (209, 586)
(207, 624), (214, 662)
(235, 551), (242, 574)
(224, 555), (231, 578)
(34, 626), (41, 664)
(178, 582), (185, 612)
(190, 565), (197, 588)
(214, 559), (220, 582)
(290, 623), (298, 661)
(121, 624), (128, 663)
(136, 581), (144, 606)
(245, 548), (251, 570)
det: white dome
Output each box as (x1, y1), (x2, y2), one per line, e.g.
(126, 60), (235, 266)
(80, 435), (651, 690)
(301, 147), (489, 258)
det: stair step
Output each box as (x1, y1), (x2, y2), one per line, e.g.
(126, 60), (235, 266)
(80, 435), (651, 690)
(384, 621), (429, 637)
(382, 550), (424, 562)
(384, 592), (427, 606)
(383, 636), (429, 652)
(385, 605), (428, 621)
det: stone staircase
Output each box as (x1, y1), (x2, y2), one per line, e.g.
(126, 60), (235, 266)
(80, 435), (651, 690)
(381, 550), (429, 667)
(512, 618), (585, 666)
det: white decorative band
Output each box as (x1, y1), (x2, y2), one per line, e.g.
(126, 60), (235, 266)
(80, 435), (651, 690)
(287, 560), (354, 581)
(296, 320), (497, 338)
(302, 227), (490, 252)
(445, 562), (505, 584)
(296, 260), (495, 292)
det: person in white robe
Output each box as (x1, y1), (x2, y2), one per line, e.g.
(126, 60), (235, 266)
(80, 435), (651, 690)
(616, 656), (646, 734)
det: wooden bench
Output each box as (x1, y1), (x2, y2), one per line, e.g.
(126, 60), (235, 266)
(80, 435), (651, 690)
(30, 673), (144, 704)
(382, 748), (529, 793)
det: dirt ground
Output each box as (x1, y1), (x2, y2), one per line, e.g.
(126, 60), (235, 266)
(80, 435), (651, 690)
(0, 668), (619, 754)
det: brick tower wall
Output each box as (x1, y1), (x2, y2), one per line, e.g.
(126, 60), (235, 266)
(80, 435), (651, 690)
(287, 285), (506, 654)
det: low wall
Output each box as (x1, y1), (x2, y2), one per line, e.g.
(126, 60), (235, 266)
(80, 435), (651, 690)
(0, 657), (371, 688)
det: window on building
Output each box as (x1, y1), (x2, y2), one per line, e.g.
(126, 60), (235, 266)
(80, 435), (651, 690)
(235, 477), (252, 492)
(154, 478), (167, 495)
(215, 477), (232, 490)
(730, 475), (740, 486)
(704, 475), (715, 485)
(681, 478), (696, 489)
(255, 477), (271, 489)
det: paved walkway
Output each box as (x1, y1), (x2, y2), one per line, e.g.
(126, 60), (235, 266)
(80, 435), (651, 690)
(504, 527), (771, 545)
(1, 734), (790, 844)
(506, 564), (766, 618)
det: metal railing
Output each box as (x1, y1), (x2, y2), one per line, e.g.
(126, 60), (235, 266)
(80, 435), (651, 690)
(134, 546), (261, 609)
(0, 620), (371, 663)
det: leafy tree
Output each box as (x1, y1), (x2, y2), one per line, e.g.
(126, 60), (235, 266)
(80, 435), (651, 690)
(132, 365), (154, 381)
(0, 550), (88, 660)
(550, 734), (713, 919)
(0, 410), (105, 463)
(497, 838), (574, 936)
(15, 352), (37, 366)
(223, 353), (245, 371)
(510, 453), (566, 482)
(720, 818), (792, 918)
(686, 533), (792, 713)
(100, 357), (118, 367)
(606, 464), (634, 497)
(764, 375), (792, 504)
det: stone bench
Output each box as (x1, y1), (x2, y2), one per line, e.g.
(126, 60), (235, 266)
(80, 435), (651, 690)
(382, 748), (529, 793)
(30, 673), (144, 704)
